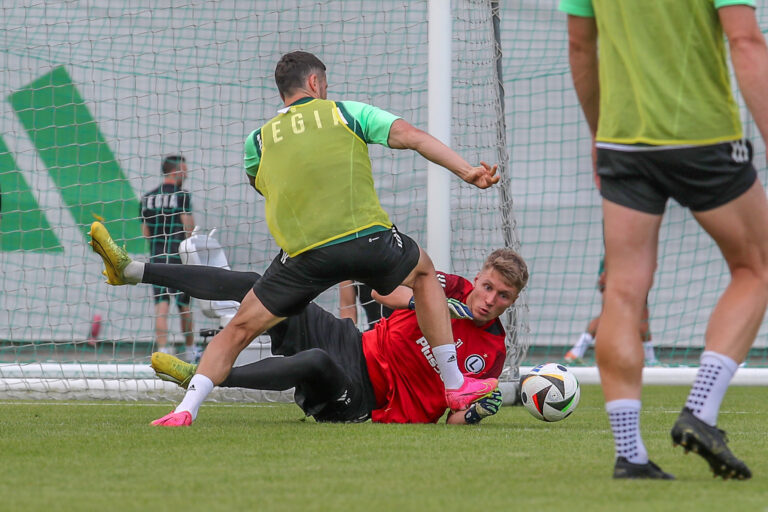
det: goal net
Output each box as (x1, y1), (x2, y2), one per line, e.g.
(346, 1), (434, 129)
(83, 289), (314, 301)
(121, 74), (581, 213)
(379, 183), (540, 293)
(505, 3), (768, 378)
(0, 1), (525, 401)
(5, 1), (767, 404)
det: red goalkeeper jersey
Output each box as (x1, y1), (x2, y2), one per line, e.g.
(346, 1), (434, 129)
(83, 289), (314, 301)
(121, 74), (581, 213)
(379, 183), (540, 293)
(362, 272), (506, 423)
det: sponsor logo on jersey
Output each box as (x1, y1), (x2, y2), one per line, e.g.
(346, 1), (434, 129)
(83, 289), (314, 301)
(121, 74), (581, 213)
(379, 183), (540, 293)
(415, 336), (441, 375)
(464, 354), (486, 374)
(144, 192), (181, 210)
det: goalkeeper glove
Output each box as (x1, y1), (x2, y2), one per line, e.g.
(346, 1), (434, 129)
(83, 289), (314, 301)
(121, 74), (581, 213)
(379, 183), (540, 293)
(463, 388), (502, 424)
(446, 298), (473, 320)
(408, 297), (474, 320)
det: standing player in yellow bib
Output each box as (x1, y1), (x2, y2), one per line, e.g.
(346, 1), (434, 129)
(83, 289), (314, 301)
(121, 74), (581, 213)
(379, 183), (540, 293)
(100, 51), (501, 426)
(561, 0), (768, 479)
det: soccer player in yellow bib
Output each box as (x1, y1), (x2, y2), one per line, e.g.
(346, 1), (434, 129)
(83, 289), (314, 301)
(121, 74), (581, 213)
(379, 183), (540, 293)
(136, 51), (501, 427)
(561, 0), (768, 480)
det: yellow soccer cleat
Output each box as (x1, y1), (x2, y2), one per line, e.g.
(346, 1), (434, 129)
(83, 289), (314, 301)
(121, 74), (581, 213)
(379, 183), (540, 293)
(88, 221), (134, 285)
(151, 351), (196, 389)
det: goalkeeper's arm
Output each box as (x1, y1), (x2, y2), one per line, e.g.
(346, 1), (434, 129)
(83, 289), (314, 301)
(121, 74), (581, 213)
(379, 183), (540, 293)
(371, 285), (413, 310)
(446, 389), (503, 425)
(372, 287), (473, 320)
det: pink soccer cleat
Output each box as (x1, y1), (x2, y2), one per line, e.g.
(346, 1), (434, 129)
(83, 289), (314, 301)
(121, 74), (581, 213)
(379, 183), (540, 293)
(151, 410), (193, 427)
(445, 376), (499, 411)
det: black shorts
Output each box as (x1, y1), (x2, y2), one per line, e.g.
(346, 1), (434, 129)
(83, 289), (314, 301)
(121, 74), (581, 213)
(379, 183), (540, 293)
(266, 302), (377, 422)
(253, 226), (420, 317)
(597, 139), (757, 214)
(151, 285), (191, 307)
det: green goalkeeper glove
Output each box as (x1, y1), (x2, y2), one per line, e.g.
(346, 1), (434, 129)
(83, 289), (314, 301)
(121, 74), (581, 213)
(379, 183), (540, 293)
(408, 297), (474, 320)
(463, 389), (503, 424)
(446, 298), (473, 320)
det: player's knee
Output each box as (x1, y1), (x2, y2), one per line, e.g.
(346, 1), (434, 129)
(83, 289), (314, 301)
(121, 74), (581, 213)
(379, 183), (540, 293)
(727, 245), (768, 286)
(606, 266), (654, 302)
(219, 319), (258, 351)
(732, 262), (768, 289)
(291, 348), (337, 380)
(604, 281), (650, 312)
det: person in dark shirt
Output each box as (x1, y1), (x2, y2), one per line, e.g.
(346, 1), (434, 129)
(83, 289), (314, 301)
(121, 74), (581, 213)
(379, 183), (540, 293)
(140, 155), (197, 362)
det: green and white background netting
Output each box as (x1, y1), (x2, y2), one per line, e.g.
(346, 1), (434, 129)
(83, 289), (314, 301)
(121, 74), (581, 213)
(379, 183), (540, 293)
(0, 1), (766, 399)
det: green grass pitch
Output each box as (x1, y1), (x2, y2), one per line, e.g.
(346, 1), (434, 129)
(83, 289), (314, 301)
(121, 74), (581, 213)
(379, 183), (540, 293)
(0, 385), (765, 512)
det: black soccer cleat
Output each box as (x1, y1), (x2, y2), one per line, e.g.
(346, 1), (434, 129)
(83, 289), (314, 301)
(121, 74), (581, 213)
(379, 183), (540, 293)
(671, 407), (751, 480)
(613, 457), (675, 480)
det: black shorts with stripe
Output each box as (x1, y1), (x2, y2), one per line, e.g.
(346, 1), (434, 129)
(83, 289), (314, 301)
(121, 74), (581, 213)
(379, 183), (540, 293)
(597, 139), (757, 214)
(253, 225), (420, 317)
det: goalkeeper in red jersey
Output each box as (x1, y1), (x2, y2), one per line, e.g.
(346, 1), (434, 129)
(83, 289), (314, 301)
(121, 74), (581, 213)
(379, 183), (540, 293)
(91, 224), (526, 424)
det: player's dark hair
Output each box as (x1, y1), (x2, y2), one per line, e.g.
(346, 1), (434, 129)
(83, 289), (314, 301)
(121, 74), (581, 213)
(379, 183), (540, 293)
(161, 155), (185, 174)
(274, 51), (326, 97)
(482, 248), (529, 291)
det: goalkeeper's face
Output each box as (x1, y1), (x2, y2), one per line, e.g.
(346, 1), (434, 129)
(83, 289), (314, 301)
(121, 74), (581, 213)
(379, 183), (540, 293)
(467, 269), (519, 325)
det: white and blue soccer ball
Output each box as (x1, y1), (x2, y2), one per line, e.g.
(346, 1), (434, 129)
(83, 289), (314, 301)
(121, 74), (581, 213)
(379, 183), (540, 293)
(520, 363), (580, 422)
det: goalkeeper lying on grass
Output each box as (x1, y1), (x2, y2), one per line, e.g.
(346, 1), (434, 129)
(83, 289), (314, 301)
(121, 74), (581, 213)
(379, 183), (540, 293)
(90, 223), (527, 424)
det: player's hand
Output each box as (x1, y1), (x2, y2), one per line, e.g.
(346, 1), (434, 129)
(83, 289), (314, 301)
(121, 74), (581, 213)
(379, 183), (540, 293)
(463, 161), (499, 189)
(446, 298), (473, 320)
(463, 388), (503, 424)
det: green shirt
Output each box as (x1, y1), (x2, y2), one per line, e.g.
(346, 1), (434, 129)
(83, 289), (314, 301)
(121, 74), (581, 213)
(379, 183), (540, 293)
(140, 183), (192, 263)
(559, 0), (755, 145)
(244, 98), (399, 256)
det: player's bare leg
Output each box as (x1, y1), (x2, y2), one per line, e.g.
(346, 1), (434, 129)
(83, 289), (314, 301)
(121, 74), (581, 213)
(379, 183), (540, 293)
(670, 181), (768, 479)
(400, 249), (497, 410)
(596, 200), (672, 479)
(565, 315), (599, 363)
(154, 301), (171, 353)
(152, 289), (284, 426)
(198, 290), (283, 381)
(597, 201), (661, 402)
(178, 304), (197, 362)
(692, 182), (768, 364)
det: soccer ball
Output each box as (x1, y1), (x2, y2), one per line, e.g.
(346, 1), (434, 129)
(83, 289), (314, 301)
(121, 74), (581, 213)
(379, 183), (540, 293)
(520, 363), (580, 422)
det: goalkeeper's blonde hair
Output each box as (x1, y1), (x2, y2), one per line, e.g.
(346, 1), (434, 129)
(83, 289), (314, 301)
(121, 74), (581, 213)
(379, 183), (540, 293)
(482, 248), (528, 291)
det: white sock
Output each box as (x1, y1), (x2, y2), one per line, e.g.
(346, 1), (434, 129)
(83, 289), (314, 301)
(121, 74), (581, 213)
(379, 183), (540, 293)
(432, 344), (464, 389)
(685, 351), (739, 426)
(175, 374), (214, 420)
(570, 332), (593, 357)
(606, 399), (648, 464)
(642, 341), (657, 362)
(123, 261), (145, 283)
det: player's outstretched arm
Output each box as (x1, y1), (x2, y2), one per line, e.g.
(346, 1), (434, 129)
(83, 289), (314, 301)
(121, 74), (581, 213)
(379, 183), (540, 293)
(720, 5), (768, 148)
(371, 285), (413, 310)
(387, 119), (499, 189)
(372, 286), (473, 319)
(338, 280), (358, 322)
